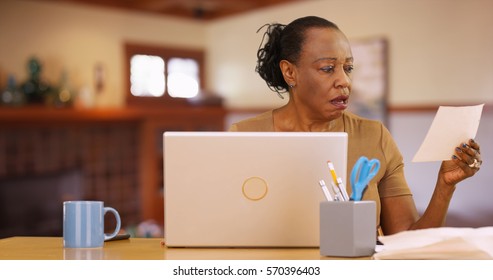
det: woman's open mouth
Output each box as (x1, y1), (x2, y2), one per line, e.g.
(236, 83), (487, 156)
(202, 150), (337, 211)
(330, 96), (348, 109)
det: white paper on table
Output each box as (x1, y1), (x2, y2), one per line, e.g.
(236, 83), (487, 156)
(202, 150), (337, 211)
(373, 227), (493, 260)
(412, 104), (484, 162)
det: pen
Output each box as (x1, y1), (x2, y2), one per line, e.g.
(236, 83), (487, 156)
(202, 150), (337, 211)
(336, 177), (350, 201)
(327, 161), (349, 201)
(330, 181), (343, 201)
(318, 180), (333, 201)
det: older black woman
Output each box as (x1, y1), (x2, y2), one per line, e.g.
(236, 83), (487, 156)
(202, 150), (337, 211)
(229, 16), (482, 235)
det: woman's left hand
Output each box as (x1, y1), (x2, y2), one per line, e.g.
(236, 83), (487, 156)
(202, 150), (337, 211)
(439, 139), (482, 186)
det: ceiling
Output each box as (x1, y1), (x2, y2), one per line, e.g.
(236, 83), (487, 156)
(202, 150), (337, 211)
(41, 0), (304, 21)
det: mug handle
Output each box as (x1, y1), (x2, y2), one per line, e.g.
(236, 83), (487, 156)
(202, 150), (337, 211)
(103, 207), (122, 241)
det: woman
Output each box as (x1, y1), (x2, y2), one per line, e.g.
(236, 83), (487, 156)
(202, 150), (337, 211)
(229, 16), (482, 235)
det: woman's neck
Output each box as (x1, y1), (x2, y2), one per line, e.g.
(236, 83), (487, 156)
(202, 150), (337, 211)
(273, 104), (340, 132)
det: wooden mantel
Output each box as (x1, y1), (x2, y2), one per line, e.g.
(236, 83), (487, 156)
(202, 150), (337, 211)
(0, 106), (227, 124)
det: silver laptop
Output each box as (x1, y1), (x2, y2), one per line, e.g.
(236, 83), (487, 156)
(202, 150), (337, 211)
(164, 131), (348, 247)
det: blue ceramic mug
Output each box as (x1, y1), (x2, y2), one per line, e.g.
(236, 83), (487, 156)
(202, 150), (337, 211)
(63, 201), (121, 248)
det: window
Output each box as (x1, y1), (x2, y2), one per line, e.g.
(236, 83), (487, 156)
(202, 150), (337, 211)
(125, 43), (205, 106)
(130, 55), (165, 97)
(167, 58), (200, 98)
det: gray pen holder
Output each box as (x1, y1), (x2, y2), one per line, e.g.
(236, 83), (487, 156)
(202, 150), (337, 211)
(320, 201), (376, 257)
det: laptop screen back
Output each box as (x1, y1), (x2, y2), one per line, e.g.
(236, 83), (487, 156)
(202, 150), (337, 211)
(164, 131), (348, 247)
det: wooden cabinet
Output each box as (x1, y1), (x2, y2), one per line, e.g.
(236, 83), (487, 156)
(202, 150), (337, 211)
(137, 106), (227, 225)
(0, 106), (226, 233)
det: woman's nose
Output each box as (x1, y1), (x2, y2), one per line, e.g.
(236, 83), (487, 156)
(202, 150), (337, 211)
(334, 67), (351, 89)
(335, 72), (351, 89)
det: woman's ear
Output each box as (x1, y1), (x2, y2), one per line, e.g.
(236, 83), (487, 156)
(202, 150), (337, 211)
(279, 60), (296, 88)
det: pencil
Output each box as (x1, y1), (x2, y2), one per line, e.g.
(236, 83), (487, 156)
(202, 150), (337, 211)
(327, 161), (349, 201)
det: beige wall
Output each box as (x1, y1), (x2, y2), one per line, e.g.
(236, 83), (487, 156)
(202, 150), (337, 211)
(1, 0), (492, 108)
(207, 0), (493, 108)
(0, 0), (205, 107)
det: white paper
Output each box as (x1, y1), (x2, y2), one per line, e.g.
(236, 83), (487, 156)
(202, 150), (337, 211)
(412, 104), (484, 162)
(373, 227), (493, 260)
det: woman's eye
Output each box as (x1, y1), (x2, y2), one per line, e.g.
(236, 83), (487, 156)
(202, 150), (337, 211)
(344, 65), (354, 73)
(321, 66), (335, 73)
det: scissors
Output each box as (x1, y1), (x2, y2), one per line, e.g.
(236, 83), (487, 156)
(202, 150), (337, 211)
(350, 156), (380, 201)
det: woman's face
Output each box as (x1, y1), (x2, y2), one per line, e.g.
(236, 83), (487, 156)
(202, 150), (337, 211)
(291, 27), (353, 121)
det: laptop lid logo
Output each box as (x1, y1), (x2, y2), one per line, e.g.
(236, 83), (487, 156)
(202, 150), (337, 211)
(242, 176), (268, 201)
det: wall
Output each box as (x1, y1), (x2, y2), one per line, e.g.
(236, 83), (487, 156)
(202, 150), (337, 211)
(2, 0), (492, 109)
(0, 0), (206, 107)
(206, 0), (493, 108)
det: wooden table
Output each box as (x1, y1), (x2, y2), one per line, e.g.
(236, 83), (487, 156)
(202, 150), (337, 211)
(0, 237), (369, 260)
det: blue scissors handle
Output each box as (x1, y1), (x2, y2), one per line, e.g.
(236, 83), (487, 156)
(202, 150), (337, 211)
(350, 156), (380, 201)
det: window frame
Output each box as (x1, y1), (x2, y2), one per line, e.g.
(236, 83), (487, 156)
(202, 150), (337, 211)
(124, 42), (205, 107)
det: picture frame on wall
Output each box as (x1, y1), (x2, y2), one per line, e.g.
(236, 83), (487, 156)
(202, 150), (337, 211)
(348, 37), (388, 126)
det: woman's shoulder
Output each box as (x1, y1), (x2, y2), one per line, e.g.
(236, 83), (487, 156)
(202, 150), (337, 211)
(228, 110), (274, 132)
